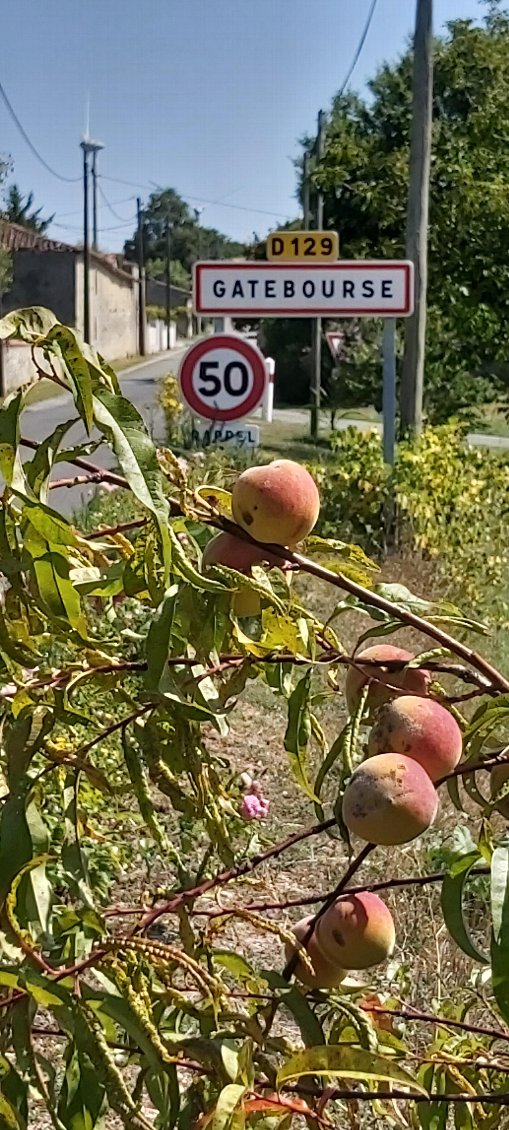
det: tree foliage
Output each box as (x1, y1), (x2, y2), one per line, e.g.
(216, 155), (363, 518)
(2, 306), (509, 1126)
(124, 188), (246, 290)
(272, 3), (509, 419)
(2, 184), (54, 234)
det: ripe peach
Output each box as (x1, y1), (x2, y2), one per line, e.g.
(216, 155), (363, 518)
(232, 460), (320, 545)
(345, 645), (430, 714)
(367, 695), (462, 782)
(316, 892), (395, 969)
(284, 916), (347, 989)
(202, 532), (280, 617)
(341, 752), (438, 845)
(490, 764), (509, 819)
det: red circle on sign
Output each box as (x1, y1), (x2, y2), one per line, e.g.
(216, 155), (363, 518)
(178, 335), (267, 422)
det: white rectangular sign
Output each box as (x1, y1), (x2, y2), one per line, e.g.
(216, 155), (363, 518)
(191, 421), (260, 449)
(194, 261), (414, 318)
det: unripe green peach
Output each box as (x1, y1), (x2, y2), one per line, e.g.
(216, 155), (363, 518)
(345, 645), (430, 715)
(316, 892), (395, 969)
(367, 695), (462, 782)
(232, 459), (320, 545)
(284, 916), (347, 989)
(490, 764), (509, 819)
(341, 753), (438, 845)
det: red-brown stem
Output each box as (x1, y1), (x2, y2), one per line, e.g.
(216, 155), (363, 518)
(363, 1003), (509, 1044)
(20, 437), (128, 488)
(19, 434), (509, 692)
(49, 474), (109, 490)
(186, 864), (490, 919)
(135, 817), (336, 936)
(85, 517), (149, 540)
(438, 749), (509, 785)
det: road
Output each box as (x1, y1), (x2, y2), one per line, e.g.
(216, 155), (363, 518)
(21, 346), (190, 514)
(20, 347), (509, 515)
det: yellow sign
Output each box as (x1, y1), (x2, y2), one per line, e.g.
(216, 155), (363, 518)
(266, 230), (339, 261)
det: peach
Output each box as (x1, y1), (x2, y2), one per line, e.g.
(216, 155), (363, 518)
(202, 532), (281, 617)
(341, 753), (438, 845)
(345, 645), (430, 715)
(367, 696), (462, 782)
(316, 892), (395, 969)
(490, 764), (509, 819)
(232, 460), (320, 545)
(284, 916), (347, 989)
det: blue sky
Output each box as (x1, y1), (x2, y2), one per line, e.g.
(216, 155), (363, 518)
(1, 0), (482, 252)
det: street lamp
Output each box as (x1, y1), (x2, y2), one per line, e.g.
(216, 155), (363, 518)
(80, 135), (104, 343)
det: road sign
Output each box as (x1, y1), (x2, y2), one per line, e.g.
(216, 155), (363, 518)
(266, 230), (339, 261)
(326, 332), (343, 359)
(191, 421), (260, 449)
(178, 334), (267, 422)
(193, 261), (414, 318)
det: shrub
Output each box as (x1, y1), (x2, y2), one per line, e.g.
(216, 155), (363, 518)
(316, 423), (509, 612)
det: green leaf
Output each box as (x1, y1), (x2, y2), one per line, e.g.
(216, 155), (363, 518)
(211, 1084), (246, 1130)
(284, 671), (319, 802)
(0, 1093), (23, 1130)
(145, 1065), (180, 1128)
(441, 852), (489, 964)
(57, 1044), (107, 1130)
(0, 1053), (28, 1130)
(92, 388), (171, 575)
(0, 390), (23, 486)
(145, 585), (179, 690)
(46, 325), (94, 434)
(0, 306), (58, 342)
(491, 843), (509, 1023)
(276, 1044), (426, 1093)
(0, 791), (32, 903)
(263, 970), (324, 1047)
(25, 419), (78, 502)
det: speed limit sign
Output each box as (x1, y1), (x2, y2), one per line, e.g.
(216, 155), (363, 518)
(178, 335), (267, 422)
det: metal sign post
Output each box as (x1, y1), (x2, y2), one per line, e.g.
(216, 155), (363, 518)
(382, 318), (397, 467)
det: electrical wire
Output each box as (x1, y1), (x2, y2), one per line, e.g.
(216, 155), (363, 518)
(97, 183), (136, 222)
(0, 80), (80, 183)
(337, 0), (379, 97)
(100, 175), (292, 220)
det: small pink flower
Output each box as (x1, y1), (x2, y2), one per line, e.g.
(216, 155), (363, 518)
(240, 791), (270, 821)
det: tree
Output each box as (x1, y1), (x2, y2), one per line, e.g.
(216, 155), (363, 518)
(3, 183), (54, 233)
(270, 4), (509, 420)
(123, 188), (246, 282)
(317, 4), (509, 421)
(1, 304), (509, 1125)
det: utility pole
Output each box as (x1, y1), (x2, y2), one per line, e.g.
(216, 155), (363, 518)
(400, 0), (433, 435)
(165, 220), (172, 350)
(80, 141), (91, 343)
(91, 149), (99, 250)
(310, 110), (325, 441)
(136, 198), (146, 357)
(80, 134), (104, 343)
(194, 207), (204, 335)
(303, 152), (311, 230)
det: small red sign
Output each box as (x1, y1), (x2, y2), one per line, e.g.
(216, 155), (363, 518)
(178, 335), (267, 422)
(326, 332), (343, 359)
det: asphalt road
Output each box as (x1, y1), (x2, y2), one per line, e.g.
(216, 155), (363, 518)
(21, 346), (190, 515)
(19, 346), (509, 516)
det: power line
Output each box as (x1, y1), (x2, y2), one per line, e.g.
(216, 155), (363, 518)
(338, 0), (379, 97)
(53, 216), (136, 234)
(100, 175), (292, 220)
(0, 80), (80, 183)
(97, 183), (136, 222)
